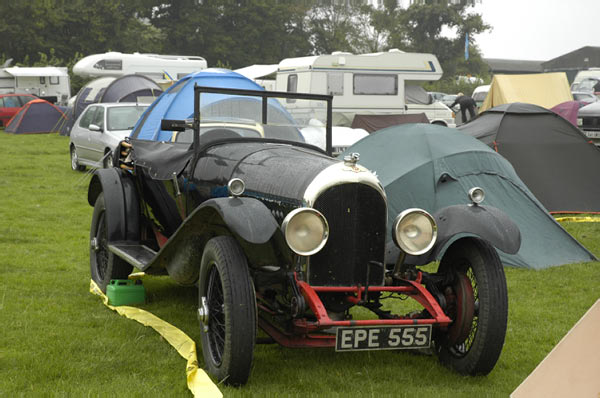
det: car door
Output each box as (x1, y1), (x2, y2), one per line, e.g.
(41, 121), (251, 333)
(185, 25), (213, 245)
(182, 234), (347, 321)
(0, 97), (6, 126)
(72, 106), (98, 162)
(87, 106), (106, 162)
(0, 96), (22, 126)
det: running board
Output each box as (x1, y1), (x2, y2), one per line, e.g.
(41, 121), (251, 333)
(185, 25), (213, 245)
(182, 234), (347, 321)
(108, 243), (157, 271)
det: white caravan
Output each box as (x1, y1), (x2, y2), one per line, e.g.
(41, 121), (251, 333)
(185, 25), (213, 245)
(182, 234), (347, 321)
(0, 66), (71, 105)
(234, 64), (278, 91)
(73, 52), (207, 82)
(274, 50), (455, 127)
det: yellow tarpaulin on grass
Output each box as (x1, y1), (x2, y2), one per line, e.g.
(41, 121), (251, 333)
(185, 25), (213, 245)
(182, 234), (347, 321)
(90, 280), (222, 398)
(480, 72), (572, 112)
(554, 216), (600, 223)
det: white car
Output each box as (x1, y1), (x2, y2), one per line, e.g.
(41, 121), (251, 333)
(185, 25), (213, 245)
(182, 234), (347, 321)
(69, 103), (148, 170)
(300, 119), (369, 156)
(572, 91), (599, 103)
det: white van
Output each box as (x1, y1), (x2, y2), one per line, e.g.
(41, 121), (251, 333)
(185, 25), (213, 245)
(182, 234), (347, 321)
(73, 52), (207, 82)
(472, 84), (490, 109)
(570, 68), (600, 91)
(274, 50), (456, 128)
(0, 66), (71, 105)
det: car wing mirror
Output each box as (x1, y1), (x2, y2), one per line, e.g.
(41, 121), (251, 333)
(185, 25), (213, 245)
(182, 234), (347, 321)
(161, 119), (193, 132)
(89, 123), (102, 132)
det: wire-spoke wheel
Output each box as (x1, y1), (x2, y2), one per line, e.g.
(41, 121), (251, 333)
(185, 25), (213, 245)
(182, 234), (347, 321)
(198, 236), (256, 386)
(89, 193), (132, 292)
(434, 238), (508, 375)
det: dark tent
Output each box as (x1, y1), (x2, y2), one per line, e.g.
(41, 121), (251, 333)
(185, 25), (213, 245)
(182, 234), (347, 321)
(56, 105), (73, 136)
(351, 113), (429, 133)
(4, 99), (65, 134)
(58, 76), (161, 136)
(341, 123), (596, 269)
(58, 77), (116, 136)
(99, 74), (163, 103)
(75, 77), (115, 119)
(457, 102), (600, 213)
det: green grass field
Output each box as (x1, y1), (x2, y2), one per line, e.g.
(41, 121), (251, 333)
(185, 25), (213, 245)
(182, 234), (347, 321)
(1, 132), (599, 397)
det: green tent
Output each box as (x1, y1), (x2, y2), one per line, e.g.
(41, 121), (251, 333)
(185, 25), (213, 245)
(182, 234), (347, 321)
(341, 123), (596, 269)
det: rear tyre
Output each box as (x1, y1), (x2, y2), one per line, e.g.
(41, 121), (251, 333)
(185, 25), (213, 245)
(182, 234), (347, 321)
(103, 150), (114, 169)
(89, 193), (133, 292)
(70, 146), (85, 171)
(433, 239), (508, 375)
(198, 236), (256, 386)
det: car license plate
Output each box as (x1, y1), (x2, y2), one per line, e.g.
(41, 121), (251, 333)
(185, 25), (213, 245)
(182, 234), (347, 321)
(584, 131), (600, 139)
(335, 325), (432, 352)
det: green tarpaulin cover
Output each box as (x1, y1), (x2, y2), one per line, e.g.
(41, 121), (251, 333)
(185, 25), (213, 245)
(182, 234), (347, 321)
(341, 123), (595, 269)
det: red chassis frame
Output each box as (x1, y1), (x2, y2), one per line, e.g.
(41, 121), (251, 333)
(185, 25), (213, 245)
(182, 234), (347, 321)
(257, 273), (452, 348)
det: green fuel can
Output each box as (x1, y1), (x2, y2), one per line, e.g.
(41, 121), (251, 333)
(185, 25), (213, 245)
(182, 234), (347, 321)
(106, 279), (146, 306)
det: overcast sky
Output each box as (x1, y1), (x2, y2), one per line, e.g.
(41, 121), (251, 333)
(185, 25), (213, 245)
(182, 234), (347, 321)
(467, 0), (600, 61)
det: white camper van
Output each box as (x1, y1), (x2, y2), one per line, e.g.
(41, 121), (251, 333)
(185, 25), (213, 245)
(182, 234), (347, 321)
(571, 68), (600, 91)
(275, 50), (455, 127)
(0, 66), (71, 105)
(73, 52), (207, 82)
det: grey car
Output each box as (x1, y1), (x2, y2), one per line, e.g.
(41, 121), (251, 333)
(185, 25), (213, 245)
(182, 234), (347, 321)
(70, 103), (148, 171)
(578, 101), (600, 145)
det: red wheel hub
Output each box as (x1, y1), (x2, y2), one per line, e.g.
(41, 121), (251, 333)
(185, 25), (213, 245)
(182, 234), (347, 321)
(445, 272), (475, 345)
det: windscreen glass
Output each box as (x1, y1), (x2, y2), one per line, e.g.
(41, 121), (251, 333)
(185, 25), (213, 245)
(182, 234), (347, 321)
(171, 93), (330, 151)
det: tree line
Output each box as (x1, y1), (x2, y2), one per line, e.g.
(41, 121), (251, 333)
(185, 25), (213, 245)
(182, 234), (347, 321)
(0, 0), (490, 94)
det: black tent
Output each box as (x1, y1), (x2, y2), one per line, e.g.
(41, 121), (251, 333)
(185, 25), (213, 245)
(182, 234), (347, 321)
(58, 75), (162, 136)
(99, 74), (162, 103)
(58, 77), (116, 136)
(56, 105), (73, 136)
(457, 102), (600, 213)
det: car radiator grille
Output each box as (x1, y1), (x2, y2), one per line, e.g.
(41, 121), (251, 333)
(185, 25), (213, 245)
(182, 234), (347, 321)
(582, 117), (600, 131)
(309, 183), (386, 286)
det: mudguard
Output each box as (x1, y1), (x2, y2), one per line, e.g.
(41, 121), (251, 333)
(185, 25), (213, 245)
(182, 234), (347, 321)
(87, 168), (140, 242)
(196, 197), (280, 245)
(386, 204), (521, 266)
(145, 197), (280, 285)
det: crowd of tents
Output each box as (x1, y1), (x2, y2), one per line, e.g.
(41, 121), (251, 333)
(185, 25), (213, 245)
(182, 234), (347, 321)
(2, 68), (599, 270)
(3, 74), (162, 135)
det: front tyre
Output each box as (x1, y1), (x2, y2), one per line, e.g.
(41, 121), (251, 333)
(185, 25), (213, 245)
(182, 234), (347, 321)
(198, 236), (256, 386)
(89, 193), (133, 292)
(434, 239), (508, 375)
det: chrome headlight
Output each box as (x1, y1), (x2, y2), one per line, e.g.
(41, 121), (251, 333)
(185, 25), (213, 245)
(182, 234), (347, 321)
(392, 208), (437, 255)
(282, 208), (329, 256)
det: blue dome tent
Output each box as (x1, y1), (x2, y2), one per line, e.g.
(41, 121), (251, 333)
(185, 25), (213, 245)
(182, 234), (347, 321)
(131, 69), (295, 142)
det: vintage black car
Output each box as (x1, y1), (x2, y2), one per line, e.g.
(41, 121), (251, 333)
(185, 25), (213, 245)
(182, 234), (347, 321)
(87, 83), (521, 386)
